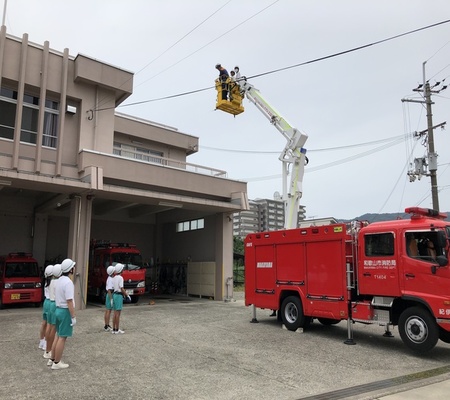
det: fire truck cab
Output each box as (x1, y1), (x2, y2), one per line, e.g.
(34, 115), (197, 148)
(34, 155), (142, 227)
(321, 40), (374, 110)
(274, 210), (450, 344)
(87, 240), (146, 303)
(0, 252), (42, 308)
(245, 207), (450, 353)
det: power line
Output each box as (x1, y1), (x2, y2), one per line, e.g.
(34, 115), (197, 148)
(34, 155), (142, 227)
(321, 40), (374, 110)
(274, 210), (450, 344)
(134, 0), (280, 89)
(241, 134), (406, 181)
(94, 0), (234, 110)
(94, 18), (450, 113)
(200, 134), (407, 154)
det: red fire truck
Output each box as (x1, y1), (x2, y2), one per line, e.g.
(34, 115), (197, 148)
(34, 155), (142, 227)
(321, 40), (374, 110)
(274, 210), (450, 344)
(245, 207), (450, 353)
(87, 240), (146, 303)
(0, 252), (42, 308)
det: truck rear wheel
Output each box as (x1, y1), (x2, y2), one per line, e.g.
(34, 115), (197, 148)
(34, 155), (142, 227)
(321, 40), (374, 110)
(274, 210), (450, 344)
(281, 295), (306, 331)
(398, 306), (439, 353)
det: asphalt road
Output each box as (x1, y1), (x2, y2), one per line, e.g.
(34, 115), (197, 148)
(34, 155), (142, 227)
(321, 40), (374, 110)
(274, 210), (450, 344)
(1, 292), (450, 400)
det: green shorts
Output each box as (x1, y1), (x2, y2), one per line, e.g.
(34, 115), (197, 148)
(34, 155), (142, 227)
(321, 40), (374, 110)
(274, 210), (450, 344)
(113, 293), (123, 311)
(48, 301), (56, 325)
(55, 307), (73, 338)
(105, 294), (114, 310)
(42, 298), (51, 321)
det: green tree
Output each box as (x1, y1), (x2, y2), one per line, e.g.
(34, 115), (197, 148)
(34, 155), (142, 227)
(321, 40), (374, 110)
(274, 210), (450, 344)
(233, 236), (244, 255)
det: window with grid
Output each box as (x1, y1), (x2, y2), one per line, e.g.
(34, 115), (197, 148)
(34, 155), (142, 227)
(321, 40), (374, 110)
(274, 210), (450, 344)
(0, 87), (59, 148)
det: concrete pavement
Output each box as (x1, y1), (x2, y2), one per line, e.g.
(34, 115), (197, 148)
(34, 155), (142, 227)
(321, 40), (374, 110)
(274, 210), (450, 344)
(1, 292), (450, 400)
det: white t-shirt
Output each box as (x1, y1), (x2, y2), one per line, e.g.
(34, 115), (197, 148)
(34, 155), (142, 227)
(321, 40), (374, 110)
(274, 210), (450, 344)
(44, 285), (50, 299)
(112, 274), (124, 293)
(106, 276), (114, 291)
(55, 275), (75, 308)
(49, 279), (57, 301)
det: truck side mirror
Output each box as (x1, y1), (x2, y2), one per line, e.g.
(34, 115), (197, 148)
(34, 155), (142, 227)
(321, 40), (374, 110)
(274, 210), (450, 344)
(431, 255), (448, 274)
(436, 255), (448, 267)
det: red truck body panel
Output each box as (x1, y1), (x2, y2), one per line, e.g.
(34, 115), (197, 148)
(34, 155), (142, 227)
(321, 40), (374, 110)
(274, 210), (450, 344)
(245, 209), (450, 352)
(245, 225), (349, 320)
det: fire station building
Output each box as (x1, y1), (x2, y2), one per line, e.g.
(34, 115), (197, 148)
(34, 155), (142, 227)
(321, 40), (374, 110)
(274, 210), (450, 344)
(0, 27), (248, 308)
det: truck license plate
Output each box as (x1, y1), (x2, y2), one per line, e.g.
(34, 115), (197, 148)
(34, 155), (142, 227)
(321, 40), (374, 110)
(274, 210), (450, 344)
(126, 289), (134, 295)
(11, 293), (20, 300)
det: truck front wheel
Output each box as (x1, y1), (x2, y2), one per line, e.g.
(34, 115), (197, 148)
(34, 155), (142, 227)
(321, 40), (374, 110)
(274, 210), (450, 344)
(281, 296), (306, 331)
(398, 306), (439, 353)
(439, 327), (450, 344)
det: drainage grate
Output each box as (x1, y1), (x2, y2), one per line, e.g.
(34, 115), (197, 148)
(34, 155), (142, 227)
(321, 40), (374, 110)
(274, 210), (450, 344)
(298, 365), (450, 400)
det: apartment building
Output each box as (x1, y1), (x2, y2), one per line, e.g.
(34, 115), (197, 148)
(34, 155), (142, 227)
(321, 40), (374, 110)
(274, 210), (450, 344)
(233, 198), (306, 238)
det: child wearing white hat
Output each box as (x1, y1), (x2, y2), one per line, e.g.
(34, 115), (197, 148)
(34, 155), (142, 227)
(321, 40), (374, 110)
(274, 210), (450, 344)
(111, 263), (131, 334)
(103, 265), (115, 331)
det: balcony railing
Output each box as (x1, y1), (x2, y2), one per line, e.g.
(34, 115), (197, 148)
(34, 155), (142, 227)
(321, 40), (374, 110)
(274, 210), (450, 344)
(113, 148), (227, 178)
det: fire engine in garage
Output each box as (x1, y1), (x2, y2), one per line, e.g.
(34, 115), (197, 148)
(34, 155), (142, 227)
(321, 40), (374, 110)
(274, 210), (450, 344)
(0, 252), (42, 308)
(245, 207), (450, 353)
(87, 240), (146, 303)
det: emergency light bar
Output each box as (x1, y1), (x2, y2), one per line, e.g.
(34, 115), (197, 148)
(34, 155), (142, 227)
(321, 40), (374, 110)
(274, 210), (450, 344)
(405, 207), (447, 220)
(8, 252), (33, 258)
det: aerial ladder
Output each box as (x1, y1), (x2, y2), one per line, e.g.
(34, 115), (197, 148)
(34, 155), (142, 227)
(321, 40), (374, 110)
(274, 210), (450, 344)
(215, 70), (308, 229)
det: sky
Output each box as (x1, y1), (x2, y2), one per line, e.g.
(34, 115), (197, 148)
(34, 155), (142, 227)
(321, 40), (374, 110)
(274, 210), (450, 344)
(3, 0), (450, 219)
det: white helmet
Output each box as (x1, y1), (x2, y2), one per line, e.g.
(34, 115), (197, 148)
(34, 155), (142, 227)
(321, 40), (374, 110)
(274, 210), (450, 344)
(61, 258), (76, 273)
(114, 263), (125, 274)
(52, 264), (62, 278)
(44, 265), (54, 278)
(106, 265), (115, 276)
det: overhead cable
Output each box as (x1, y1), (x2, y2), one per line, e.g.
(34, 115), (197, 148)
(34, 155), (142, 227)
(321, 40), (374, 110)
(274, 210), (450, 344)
(94, 18), (450, 113)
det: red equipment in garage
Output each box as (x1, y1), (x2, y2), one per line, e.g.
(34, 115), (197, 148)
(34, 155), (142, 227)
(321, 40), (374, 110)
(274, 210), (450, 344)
(87, 240), (146, 303)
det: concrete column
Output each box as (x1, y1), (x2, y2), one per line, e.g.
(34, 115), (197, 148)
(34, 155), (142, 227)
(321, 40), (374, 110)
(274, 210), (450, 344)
(12, 33), (28, 170)
(67, 194), (93, 310)
(34, 41), (50, 172)
(215, 213), (233, 301)
(56, 48), (69, 177)
(0, 25), (6, 86)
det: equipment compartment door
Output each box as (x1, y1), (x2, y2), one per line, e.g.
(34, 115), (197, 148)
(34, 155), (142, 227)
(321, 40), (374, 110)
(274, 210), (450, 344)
(251, 244), (277, 309)
(254, 245), (276, 292)
(306, 240), (346, 298)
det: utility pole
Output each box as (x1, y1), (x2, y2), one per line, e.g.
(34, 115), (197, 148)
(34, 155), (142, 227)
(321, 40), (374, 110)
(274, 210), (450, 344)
(402, 61), (447, 211)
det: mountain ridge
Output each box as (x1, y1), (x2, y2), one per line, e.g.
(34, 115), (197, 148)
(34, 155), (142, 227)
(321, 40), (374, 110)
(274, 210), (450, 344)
(338, 210), (450, 223)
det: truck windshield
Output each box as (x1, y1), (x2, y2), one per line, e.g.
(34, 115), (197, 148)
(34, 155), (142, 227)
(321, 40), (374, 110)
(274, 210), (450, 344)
(111, 253), (143, 270)
(5, 262), (40, 278)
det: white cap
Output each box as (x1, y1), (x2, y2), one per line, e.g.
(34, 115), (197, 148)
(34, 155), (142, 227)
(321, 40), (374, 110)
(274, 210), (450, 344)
(107, 265), (115, 276)
(52, 264), (62, 278)
(114, 263), (125, 274)
(61, 258), (76, 273)
(44, 265), (54, 278)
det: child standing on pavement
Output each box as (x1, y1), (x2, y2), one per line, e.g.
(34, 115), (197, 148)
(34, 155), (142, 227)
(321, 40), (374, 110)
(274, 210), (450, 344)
(39, 265), (53, 351)
(111, 263), (131, 334)
(51, 258), (76, 370)
(103, 265), (115, 331)
(44, 264), (61, 365)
